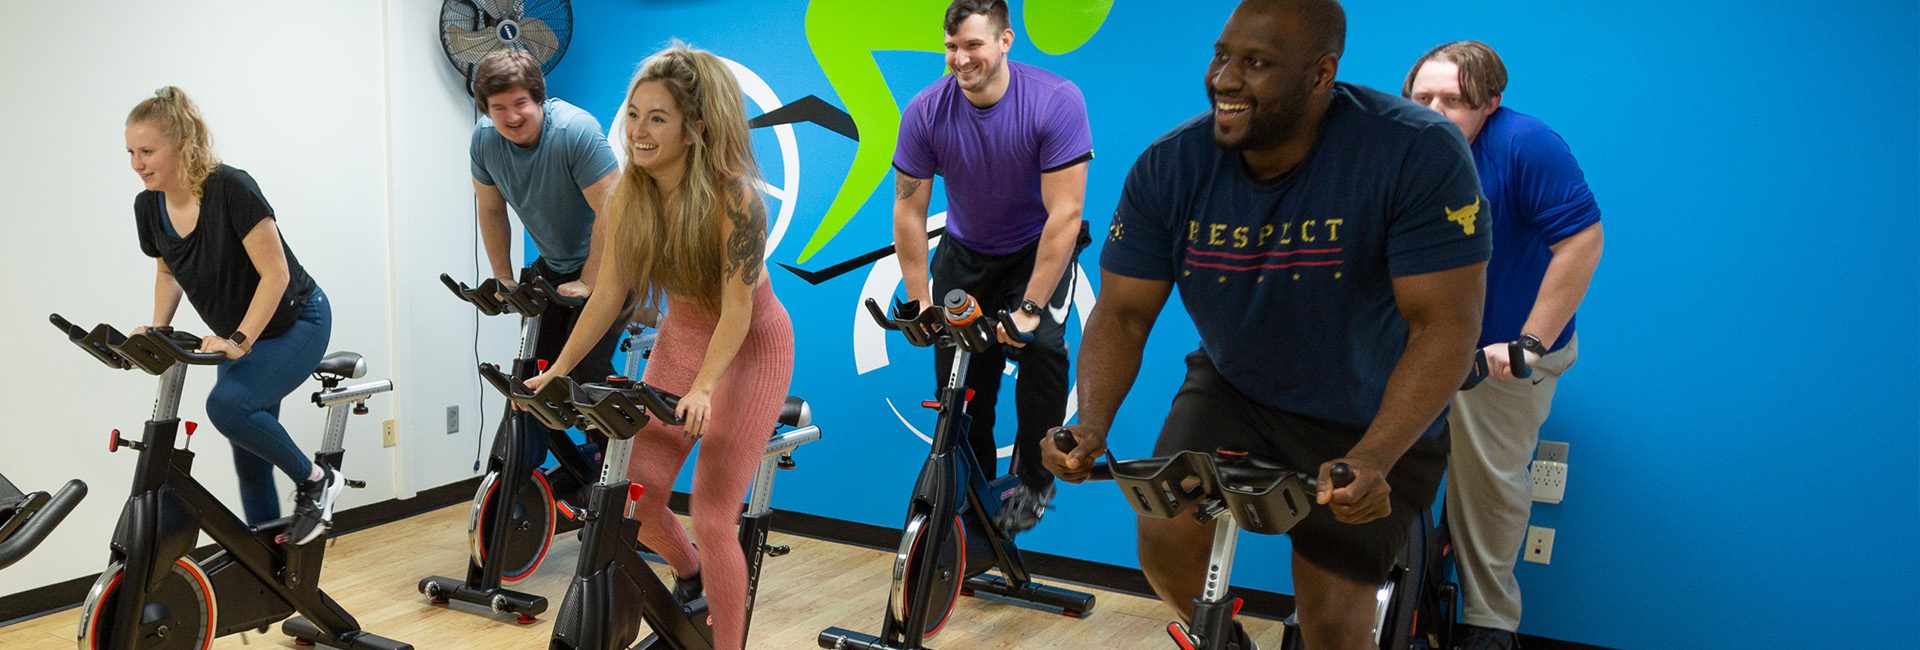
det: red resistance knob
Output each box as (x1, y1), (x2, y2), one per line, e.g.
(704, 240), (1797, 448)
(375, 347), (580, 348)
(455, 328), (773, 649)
(623, 483), (648, 521)
(184, 421), (199, 437)
(107, 429), (122, 452)
(536, 359), (550, 373)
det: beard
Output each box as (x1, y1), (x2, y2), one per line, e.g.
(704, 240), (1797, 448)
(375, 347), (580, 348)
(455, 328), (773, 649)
(1210, 80), (1313, 152)
(958, 57), (1003, 94)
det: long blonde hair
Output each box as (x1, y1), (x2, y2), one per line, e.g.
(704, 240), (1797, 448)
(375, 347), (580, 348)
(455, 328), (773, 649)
(127, 86), (219, 197)
(609, 42), (763, 314)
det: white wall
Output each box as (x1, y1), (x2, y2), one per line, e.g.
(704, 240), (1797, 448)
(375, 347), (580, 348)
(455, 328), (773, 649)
(0, 0), (512, 597)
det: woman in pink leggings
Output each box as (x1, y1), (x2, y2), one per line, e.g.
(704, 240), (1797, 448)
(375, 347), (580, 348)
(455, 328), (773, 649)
(527, 42), (792, 650)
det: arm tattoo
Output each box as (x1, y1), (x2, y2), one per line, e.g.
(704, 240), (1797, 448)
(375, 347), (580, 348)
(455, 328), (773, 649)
(725, 193), (767, 286)
(895, 174), (924, 200)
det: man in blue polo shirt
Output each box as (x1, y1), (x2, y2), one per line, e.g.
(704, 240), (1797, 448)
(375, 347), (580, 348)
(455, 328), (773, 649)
(1406, 40), (1605, 650)
(893, 0), (1094, 532)
(1045, 1), (1489, 647)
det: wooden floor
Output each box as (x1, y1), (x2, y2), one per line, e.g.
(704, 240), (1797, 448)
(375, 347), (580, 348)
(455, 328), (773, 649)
(1, 504), (1286, 649)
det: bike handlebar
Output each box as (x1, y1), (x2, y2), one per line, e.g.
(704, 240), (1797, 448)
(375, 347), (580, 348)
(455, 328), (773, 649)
(0, 479), (87, 572)
(440, 272), (585, 319)
(1460, 340), (1535, 391)
(51, 314), (229, 375)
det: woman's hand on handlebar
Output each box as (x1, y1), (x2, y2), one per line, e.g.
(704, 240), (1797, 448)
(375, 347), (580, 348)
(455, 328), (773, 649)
(1479, 342), (1539, 382)
(675, 387), (713, 440)
(199, 335), (247, 360)
(516, 370), (562, 411)
(1043, 425), (1107, 483)
(1317, 456), (1392, 525)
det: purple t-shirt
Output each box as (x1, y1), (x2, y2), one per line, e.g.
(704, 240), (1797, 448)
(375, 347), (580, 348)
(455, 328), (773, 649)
(894, 61), (1094, 255)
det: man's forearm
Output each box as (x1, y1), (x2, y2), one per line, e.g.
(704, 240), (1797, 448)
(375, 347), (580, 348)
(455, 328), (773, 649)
(578, 208), (611, 286)
(1022, 211), (1083, 308)
(1522, 225), (1603, 345)
(1349, 319), (1478, 469)
(478, 209), (516, 280)
(1075, 305), (1152, 434)
(893, 204), (933, 305)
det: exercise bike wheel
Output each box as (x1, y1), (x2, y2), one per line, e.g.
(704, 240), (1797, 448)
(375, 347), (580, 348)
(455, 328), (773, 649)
(469, 470), (557, 582)
(889, 513), (965, 639)
(76, 558), (216, 650)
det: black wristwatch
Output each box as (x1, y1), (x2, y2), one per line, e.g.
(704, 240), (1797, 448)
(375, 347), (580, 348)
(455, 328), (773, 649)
(1019, 299), (1043, 316)
(228, 331), (249, 347)
(1518, 333), (1547, 357)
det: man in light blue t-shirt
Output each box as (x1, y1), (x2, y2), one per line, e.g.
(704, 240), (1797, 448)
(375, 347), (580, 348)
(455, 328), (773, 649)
(1406, 40), (1605, 650)
(468, 49), (626, 488)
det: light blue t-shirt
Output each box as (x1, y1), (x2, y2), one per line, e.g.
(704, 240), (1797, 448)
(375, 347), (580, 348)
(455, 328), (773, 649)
(471, 98), (619, 274)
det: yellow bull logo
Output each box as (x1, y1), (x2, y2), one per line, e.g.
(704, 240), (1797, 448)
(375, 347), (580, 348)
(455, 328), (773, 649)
(1448, 198), (1482, 235)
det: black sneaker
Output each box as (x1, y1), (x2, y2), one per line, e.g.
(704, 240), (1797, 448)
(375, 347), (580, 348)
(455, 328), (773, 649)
(1453, 624), (1517, 650)
(994, 482), (1054, 534)
(288, 465), (344, 545)
(672, 571), (703, 603)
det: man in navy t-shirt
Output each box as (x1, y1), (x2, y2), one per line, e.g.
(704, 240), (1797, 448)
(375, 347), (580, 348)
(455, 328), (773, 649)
(1044, 1), (1489, 647)
(892, 0), (1094, 533)
(1406, 40), (1605, 650)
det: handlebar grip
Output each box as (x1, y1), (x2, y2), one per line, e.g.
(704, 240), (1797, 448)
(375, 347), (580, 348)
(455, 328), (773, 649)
(864, 298), (901, 332)
(439, 273), (464, 297)
(1052, 428), (1079, 453)
(0, 480), (87, 571)
(998, 309), (1036, 343)
(1461, 348), (1491, 391)
(1328, 462), (1355, 488)
(1508, 340), (1534, 379)
(1050, 427), (1114, 481)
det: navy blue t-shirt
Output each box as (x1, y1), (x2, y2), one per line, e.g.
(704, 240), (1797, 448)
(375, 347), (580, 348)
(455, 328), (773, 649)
(1471, 107), (1602, 351)
(1103, 83), (1489, 439)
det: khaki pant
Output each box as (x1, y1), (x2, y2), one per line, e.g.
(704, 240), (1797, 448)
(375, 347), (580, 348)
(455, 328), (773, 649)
(1446, 335), (1579, 631)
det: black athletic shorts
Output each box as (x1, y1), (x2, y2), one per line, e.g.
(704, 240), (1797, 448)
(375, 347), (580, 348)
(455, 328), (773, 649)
(1151, 350), (1448, 585)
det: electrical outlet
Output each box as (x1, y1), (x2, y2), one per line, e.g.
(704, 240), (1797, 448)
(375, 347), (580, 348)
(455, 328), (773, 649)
(1536, 440), (1570, 464)
(1531, 460), (1568, 504)
(1524, 526), (1555, 564)
(382, 419), (398, 448)
(446, 405), (460, 434)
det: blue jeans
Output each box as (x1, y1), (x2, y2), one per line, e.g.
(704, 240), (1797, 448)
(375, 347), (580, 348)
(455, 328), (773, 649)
(207, 287), (332, 524)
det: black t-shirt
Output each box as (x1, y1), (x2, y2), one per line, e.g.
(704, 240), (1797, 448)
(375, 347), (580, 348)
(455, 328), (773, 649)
(135, 165), (317, 340)
(1102, 83), (1489, 439)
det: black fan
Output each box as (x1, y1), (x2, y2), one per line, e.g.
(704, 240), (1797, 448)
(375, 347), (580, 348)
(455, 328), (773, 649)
(440, 0), (573, 96)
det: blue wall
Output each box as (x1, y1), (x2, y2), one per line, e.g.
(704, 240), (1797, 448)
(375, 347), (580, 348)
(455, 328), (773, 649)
(541, 1), (1920, 646)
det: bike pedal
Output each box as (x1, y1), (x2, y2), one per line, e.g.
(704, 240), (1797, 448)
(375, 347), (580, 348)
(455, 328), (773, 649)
(345, 479), (367, 489)
(763, 544), (791, 557)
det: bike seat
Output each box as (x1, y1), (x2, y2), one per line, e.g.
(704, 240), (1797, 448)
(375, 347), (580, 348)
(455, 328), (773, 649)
(779, 396), (811, 429)
(315, 352), (366, 380)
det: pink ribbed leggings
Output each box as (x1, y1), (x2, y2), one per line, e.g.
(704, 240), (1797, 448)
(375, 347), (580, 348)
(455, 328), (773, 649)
(629, 281), (792, 650)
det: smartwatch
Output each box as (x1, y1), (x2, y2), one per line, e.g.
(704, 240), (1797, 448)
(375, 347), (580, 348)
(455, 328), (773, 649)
(228, 331), (250, 349)
(1518, 333), (1548, 357)
(1019, 300), (1043, 316)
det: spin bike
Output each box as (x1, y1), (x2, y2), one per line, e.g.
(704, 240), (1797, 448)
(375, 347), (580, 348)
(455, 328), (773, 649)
(1274, 342), (1535, 650)
(52, 314), (407, 649)
(819, 290), (1095, 650)
(0, 472), (86, 572)
(1398, 342), (1534, 650)
(476, 353), (819, 649)
(419, 272), (612, 622)
(1054, 430), (1353, 650)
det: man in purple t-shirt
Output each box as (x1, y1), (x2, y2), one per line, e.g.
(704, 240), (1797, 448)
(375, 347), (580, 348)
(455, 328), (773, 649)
(893, 0), (1094, 533)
